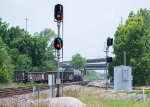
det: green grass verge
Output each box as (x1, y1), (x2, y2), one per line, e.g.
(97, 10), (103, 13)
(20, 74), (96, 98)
(0, 81), (36, 88)
(64, 87), (150, 107)
(114, 90), (150, 94)
(79, 90), (150, 107)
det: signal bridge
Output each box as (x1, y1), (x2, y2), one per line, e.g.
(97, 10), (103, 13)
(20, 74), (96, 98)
(59, 58), (107, 70)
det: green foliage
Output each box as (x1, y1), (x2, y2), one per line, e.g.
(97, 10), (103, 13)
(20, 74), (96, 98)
(31, 29), (56, 71)
(0, 18), (9, 44)
(109, 8), (150, 86)
(40, 60), (56, 71)
(80, 89), (150, 107)
(38, 28), (56, 39)
(27, 80), (36, 86)
(0, 17), (57, 82)
(83, 70), (100, 80)
(15, 54), (32, 70)
(0, 37), (13, 83)
(8, 25), (56, 71)
(0, 82), (35, 88)
(70, 53), (86, 70)
(114, 90), (150, 95)
(63, 86), (150, 107)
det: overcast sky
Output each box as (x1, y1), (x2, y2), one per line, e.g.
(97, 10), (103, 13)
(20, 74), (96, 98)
(0, 0), (150, 61)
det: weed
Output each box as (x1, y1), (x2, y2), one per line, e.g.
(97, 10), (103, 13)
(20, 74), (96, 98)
(63, 88), (81, 98)
(80, 89), (150, 107)
(31, 102), (48, 107)
(0, 99), (19, 107)
(33, 92), (49, 99)
(114, 90), (150, 94)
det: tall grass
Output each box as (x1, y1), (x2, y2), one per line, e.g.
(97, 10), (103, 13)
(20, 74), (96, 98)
(114, 90), (150, 94)
(0, 99), (19, 107)
(34, 92), (49, 99)
(1, 85), (150, 107)
(31, 102), (48, 107)
(63, 88), (80, 98)
(0, 81), (36, 88)
(79, 89), (150, 107)
(81, 93), (136, 107)
(63, 87), (150, 107)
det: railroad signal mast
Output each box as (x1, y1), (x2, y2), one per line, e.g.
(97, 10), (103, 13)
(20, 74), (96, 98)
(54, 4), (63, 97)
(105, 37), (113, 90)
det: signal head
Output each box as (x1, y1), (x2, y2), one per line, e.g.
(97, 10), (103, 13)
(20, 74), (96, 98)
(107, 56), (113, 63)
(54, 4), (63, 21)
(54, 37), (63, 50)
(107, 37), (113, 47)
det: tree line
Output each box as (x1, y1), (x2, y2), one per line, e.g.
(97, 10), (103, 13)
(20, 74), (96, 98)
(108, 8), (150, 86)
(0, 18), (56, 83)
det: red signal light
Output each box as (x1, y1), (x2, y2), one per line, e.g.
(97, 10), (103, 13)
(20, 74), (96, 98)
(56, 43), (60, 48)
(57, 13), (61, 18)
(56, 13), (61, 20)
(54, 4), (63, 21)
(54, 37), (63, 50)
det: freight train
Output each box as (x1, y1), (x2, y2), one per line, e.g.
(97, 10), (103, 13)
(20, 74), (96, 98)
(13, 68), (84, 83)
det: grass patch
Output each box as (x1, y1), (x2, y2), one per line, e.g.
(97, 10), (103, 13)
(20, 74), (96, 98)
(114, 90), (150, 94)
(63, 88), (80, 98)
(0, 83), (27, 88)
(31, 102), (48, 107)
(79, 90), (150, 107)
(34, 92), (49, 99)
(0, 99), (19, 107)
(0, 81), (36, 88)
(63, 87), (150, 107)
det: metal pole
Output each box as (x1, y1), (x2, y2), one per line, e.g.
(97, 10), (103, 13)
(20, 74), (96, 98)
(25, 18), (28, 32)
(56, 52), (60, 97)
(105, 46), (108, 90)
(56, 21), (61, 97)
(62, 21), (64, 97)
(57, 21), (61, 78)
(124, 51), (126, 66)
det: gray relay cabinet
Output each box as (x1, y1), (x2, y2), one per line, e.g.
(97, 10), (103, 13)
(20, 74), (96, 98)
(114, 65), (132, 91)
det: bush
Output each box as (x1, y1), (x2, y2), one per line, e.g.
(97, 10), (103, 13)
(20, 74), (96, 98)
(0, 37), (13, 83)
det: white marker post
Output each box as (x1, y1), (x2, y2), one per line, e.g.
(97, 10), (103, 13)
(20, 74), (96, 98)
(32, 86), (36, 95)
(48, 74), (55, 98)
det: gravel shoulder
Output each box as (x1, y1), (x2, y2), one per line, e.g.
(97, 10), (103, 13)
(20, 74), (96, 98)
(1, 81), (150, 107)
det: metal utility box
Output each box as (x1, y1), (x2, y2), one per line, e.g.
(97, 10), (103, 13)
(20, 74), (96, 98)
(114, 65), (132, 91)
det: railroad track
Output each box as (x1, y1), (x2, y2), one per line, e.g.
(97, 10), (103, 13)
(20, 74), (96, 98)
(0, 81), (91, 98)
(0, 85), (49, 98)
(63, 80), (91, 86)
(1, 81), (149, 98)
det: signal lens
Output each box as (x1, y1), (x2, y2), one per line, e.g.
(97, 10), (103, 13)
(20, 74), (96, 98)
(56, 44), (60, 48)
(57, 14), (61, 18)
